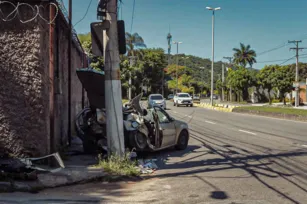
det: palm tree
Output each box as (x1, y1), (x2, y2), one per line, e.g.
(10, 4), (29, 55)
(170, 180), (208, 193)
(233, 43), (257, 68)
(125, 32), (146, 57)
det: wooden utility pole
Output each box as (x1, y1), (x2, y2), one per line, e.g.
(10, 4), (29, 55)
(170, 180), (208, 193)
(289, 40), (306, 107)
(104, 0), (125, 156)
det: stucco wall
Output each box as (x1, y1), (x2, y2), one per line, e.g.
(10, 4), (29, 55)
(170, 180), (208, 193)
(0, 5), (49, 157)
(0, 1), (85, 157)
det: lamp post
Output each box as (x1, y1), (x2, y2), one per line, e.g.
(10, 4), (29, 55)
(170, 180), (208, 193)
(173, 41), (182, 94)
(206, 6), (221, 106)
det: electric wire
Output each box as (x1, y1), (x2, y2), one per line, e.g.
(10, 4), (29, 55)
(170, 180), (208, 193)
(130, 0), (135, 33)
(73, 0), (93, 27)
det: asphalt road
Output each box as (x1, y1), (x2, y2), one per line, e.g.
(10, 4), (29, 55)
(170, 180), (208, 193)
(1, 101), (307, 204)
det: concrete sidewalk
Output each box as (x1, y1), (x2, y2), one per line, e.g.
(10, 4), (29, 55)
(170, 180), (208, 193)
(0, 137), (106, 193)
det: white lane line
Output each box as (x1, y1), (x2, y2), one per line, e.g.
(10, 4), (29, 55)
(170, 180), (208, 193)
(173, 111), (178, 114)
(205, 120), (216, 124)
(302, 145), (307, 148)
(238, 129), (257, 135)
(188, 116), (192, 118)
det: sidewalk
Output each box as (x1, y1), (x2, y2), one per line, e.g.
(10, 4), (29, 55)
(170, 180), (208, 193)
(0, 137), (106, 193)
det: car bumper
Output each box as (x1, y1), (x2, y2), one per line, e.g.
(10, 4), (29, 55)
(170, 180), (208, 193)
(177, 101), (193, 105)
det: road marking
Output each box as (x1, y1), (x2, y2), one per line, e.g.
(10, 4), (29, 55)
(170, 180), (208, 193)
(188, 115), (192, 118)
(238, 129), (257, 135)
(173, 111), (178, 114)
(302, 145), (307, 148)
(205, 120), (216, 124)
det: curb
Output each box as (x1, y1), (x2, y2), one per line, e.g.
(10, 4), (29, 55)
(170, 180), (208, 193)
(195, 103), (238, 112)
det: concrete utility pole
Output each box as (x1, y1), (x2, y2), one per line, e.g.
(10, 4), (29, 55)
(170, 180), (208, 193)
(289, 40), (306, 107)
(206, 6), (221, 106)
(182, 57), (189, 74)
(173, 41), (182, 94)
(104, 0), (125, 156)
(223, 56), (233, 101)
(67, 0), (72, 146)
(222, 63), (225, 101)
(128, 56), (136, 100)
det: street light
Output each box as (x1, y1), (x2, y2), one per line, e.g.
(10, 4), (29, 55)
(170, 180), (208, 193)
(173, 41), (183, 94)
(206, 6), (221, 106)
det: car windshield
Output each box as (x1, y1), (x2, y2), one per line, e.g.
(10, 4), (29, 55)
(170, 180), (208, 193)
(178, 94), (190, 98)
(151, 95), (163, 100)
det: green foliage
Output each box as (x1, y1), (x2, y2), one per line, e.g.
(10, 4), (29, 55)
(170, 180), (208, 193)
(257, 65), (279, 104)
(77, 32), (104, 71)
(233, 43), (257, 68)
(272, 66), (295, 104)
(97, 153), (140, 176)
(234, 106), (307, 117)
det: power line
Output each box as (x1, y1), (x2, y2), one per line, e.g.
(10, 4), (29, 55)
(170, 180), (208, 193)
(130, 0), (136, 33)
(279, 56), (296, 65)
(257, 43), (288, 56)
(73, 0), (93, 27)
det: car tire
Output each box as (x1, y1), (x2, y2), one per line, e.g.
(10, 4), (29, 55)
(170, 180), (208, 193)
(175, 130), (189, 150)
(190, 104), (193, 107)
(186, 105), (188, 107)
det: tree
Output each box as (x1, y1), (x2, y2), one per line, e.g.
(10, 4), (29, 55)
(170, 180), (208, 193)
(227, 67), (255, 101)
(257, 65), (278, 104)
(78, 32), (104, 71)
(233, 43), (257, 68)
(125, 32), (147, 57)
(272, 66), (295, 105)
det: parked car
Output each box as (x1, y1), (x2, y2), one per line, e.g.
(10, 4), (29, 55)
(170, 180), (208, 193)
(212, 94), (218, 100)
(192, 94), (201, 103)
(173, 93), (193, 107)
(168, 94), (174, 100)
(148, 94), (166, 109)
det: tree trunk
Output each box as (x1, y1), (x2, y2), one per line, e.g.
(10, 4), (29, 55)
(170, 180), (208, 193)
(242, 87), (249, 101)
(268, 89), (272, 105)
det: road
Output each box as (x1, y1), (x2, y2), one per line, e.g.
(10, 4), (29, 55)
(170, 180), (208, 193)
(1, 101), (307, 204)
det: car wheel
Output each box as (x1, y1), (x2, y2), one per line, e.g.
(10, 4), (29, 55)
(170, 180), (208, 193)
(190, 104), (193, 107)
(175, 130), (189, 150)
(186, 105), (188, 107)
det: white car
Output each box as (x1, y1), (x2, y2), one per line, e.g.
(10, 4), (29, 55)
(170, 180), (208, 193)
(173, 93), (193, 107)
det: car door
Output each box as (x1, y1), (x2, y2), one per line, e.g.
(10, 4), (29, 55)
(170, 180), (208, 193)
(154, 106), (176, 147)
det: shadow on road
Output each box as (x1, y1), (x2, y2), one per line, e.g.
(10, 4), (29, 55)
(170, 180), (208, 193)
(143, 127), (307, 204)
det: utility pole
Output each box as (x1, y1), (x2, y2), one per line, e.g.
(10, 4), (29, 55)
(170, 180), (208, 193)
(182, 57), (189, 74)
(223, 56), (233, 101)
(222, 63), (224, 101)
(104, 0), (125, 156)
(67, 0), (72, 146)
(173, 41), (182, 94)
(128, 56), (136, 100)
(289, 40), (306, 107)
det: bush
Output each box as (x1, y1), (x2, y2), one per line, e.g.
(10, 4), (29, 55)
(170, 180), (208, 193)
(271, 99), (281, 103)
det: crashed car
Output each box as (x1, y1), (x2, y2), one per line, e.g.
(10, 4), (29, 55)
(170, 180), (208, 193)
(75, 68), (190, 153)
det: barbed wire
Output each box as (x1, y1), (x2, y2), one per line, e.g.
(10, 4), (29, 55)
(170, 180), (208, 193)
(0, 1), (59, 24)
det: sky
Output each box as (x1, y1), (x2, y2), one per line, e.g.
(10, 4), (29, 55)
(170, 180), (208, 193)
(63, 0), (307, 69)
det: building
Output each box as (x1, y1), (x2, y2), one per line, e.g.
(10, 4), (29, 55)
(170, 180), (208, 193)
(0, 0), (87, 157)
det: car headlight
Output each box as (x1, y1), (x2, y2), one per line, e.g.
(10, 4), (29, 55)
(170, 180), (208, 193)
(131, 121), (139, 128)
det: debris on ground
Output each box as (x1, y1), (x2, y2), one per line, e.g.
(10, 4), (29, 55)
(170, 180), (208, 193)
(0, 152), (65, 181)
(137, 158), (158, 174)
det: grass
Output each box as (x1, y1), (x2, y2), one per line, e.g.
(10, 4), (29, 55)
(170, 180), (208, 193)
(234, 106), (307, 117)
(97, 153), (140, 176)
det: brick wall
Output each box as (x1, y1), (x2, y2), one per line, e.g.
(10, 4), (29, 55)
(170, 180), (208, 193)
(0, 1), (86, 157)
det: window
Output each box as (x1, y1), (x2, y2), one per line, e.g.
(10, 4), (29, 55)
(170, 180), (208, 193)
(154, 107), (170, 123)
(150, 95), (163, 100)
(178, 94), (190, 98)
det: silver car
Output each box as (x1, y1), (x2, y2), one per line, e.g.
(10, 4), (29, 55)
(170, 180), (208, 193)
(148, 94), (166, 109)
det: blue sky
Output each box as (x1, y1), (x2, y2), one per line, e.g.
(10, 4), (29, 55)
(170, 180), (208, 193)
(63, 0), (307, 69)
